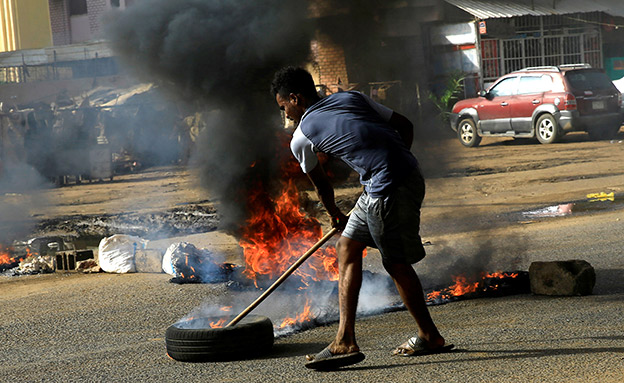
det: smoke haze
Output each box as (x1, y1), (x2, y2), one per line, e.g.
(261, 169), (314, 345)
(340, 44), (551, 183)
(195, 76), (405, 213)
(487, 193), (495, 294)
(106, 0), (313, 230)
(0, 161), (47, 244)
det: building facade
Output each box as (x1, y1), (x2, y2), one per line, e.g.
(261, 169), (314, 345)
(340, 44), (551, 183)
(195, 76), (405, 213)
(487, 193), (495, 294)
(0, 0), (53, 52)
(433, 0), (624, 93)
(48, 0), (135, 46)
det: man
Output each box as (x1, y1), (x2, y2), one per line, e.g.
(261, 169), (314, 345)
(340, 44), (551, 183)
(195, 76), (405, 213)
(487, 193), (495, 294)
(271, 67), (453, 370)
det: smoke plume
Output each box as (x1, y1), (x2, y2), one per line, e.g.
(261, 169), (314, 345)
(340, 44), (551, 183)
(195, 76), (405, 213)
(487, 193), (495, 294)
(0, 161), (47, 244)
(106, 0), (313, 230)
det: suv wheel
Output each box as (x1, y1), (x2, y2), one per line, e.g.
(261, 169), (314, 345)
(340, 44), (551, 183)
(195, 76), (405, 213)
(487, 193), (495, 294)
(458, 118), (481, 147)
(535, 114), (561, 144)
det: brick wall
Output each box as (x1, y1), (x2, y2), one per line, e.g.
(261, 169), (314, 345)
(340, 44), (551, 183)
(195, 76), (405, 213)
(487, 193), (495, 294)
(48, 0), (71, 46)
(311, 31), (349, 94)
(87, 0), (108, 39)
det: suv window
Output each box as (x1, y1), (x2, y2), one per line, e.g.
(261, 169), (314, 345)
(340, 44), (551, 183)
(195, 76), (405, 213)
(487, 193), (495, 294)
(565, 70), (614, 91)
(489, 77), (517, 97)
(518, 75), (553, 95)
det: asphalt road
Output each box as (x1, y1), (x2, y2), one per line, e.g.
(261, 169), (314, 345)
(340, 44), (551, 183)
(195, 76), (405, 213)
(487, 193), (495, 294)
(1, 206), (622, 382)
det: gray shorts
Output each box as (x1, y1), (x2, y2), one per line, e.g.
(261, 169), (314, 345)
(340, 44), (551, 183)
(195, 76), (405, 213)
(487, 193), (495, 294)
(342, 170), (426, 265)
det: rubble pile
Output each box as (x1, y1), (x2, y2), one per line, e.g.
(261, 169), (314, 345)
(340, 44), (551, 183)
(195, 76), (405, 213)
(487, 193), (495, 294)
(14, 255), (54, 275)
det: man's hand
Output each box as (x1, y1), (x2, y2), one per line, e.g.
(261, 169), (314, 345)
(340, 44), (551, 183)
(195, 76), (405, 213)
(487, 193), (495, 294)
(330, 211), (349, 231)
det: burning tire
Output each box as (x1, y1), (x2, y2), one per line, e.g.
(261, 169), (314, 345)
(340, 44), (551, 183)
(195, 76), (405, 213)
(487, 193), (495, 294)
(165, 315), (274, 362)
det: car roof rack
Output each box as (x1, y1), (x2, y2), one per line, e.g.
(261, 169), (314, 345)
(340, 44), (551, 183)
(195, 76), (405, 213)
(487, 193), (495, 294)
(558, 63), (592, 70)
(515, 66), (559, 72)
(515, 64), (593, 73)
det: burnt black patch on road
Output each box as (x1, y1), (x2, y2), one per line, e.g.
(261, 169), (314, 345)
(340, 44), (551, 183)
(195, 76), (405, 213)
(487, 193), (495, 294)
(34, 204), (219, 240)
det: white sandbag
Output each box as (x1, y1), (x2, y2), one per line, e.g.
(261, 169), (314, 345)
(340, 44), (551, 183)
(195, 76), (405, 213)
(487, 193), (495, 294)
(98, 234), (148, 273)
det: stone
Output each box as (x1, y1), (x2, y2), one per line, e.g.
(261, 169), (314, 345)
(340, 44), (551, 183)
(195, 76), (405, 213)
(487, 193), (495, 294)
(529, 260), (595, 296)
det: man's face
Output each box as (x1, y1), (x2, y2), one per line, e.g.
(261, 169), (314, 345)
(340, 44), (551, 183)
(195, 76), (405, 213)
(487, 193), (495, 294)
(276, 93), (306, 124)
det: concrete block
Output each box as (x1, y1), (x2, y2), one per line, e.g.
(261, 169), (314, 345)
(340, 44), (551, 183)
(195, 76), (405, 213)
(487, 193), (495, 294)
(529, 260), (595, 296)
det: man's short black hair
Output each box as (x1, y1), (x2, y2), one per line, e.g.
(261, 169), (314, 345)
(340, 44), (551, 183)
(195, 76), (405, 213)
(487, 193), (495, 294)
(271, 66), (318, 99)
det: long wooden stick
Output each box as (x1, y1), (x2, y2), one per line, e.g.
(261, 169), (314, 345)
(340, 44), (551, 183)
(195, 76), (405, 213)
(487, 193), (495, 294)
(226, 226), (340, 327)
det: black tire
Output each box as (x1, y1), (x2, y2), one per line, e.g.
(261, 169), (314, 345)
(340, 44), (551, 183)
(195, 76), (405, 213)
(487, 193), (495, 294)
(535, 113), (561, 144)
(457, 118), (481, 147)
(165, 315), (274, 362)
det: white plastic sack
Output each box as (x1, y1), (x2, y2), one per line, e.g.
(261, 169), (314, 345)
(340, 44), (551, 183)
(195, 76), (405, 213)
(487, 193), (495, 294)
(162, 242), (223, 279)
(162, 242), (201, 276)
(98, 234), (148, 273)
(161, 243), (177, 276)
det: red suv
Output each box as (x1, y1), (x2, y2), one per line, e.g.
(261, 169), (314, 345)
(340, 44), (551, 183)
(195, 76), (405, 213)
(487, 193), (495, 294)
(449, 64), (623, 147)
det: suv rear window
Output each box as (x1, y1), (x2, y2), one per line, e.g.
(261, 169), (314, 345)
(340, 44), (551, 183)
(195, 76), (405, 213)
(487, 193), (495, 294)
(565, 70), (614, 91)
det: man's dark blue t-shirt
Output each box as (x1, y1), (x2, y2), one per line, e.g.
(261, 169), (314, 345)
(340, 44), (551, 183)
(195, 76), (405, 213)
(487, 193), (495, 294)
(290, 91), (420, 198)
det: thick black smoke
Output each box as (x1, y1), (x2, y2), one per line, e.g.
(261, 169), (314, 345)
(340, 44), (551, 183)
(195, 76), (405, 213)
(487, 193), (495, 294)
(106, 0), (313, 230)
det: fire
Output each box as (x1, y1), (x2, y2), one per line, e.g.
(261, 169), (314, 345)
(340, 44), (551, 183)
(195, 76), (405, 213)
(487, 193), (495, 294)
(0, 244), (25, 269)
(209, 318), (227, 328)
(206, 307), (232, 329)
(279, 298), (313, 329)
(448, 275), (479, 296)
(427, 271), (520, 303)
(239, 178), (339, 286)
(0, 246), (11, 265)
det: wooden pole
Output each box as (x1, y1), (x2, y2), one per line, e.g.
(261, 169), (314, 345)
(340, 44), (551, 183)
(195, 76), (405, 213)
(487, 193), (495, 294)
(225, 226), (340, 327)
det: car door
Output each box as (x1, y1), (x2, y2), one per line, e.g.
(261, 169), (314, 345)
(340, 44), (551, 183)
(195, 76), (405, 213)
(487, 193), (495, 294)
(478, 76), (517, 133)
(510, 75), (552, 133)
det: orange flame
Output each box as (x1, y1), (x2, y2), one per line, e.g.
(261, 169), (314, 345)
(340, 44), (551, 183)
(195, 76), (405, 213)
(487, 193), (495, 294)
(448, 275), (480, 296)
(239, 178), (339, 285)
(0, 244), (24, 267)
(209, 318), (227, 328)
(427, 271), (520, 302)
(0, 249), (11, 265)
(235, 134), (341, 329)
(279, 298), (313, 328)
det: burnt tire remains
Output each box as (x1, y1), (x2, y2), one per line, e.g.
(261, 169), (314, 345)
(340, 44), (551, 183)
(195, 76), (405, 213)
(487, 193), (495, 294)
(165, 315), (274, 362)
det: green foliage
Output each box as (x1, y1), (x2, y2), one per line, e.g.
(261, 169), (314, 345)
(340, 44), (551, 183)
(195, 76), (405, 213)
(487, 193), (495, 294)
(428, 72), (465, 122)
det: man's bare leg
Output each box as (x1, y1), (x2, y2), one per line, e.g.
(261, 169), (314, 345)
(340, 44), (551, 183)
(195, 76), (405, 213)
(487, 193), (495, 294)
(383, 261), (445, 349)
(328, 235), (366, 354)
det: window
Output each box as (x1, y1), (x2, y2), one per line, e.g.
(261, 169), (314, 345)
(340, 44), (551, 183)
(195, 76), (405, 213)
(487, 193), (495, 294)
(69, 0), (88, 15)
(518, 75), (552, 95)
(489, 77), (517, 97)
(565, 71), (615, 91)
(110, 0), (134, 9)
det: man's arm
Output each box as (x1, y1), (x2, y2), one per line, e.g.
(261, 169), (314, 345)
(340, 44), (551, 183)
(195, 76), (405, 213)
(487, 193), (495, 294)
(306, 163), (348, 229)
(388, 111), (414, 150)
